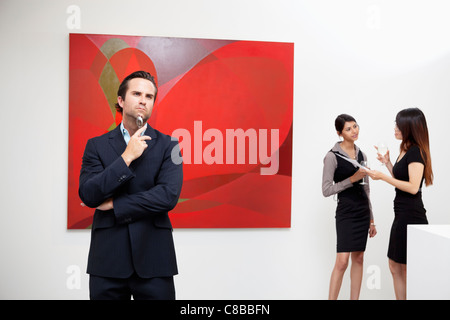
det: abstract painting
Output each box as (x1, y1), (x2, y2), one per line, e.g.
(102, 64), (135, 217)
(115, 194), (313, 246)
(68, 33), (293, 229)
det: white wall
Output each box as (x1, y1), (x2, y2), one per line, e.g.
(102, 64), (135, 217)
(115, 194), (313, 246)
(1, 0), (449, 300)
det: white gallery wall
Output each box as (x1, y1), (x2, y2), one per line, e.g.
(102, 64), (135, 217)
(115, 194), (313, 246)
(0, 0), (449, 299)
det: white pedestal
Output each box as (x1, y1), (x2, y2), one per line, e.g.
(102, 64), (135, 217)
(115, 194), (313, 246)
(407, 225), (450, 300)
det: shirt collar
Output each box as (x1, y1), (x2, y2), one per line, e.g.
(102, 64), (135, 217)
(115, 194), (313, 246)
(120, 122), (147, 145)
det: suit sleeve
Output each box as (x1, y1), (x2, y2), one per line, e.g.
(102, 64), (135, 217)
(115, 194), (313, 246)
(78, 138), (135, 208)
(113, 139), (183, 224)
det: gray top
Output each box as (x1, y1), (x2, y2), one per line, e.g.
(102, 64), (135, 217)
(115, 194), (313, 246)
(322, 142), (373, 220)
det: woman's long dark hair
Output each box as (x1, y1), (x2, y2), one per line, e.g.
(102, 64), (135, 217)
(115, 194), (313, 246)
(396, 108), (433, 186)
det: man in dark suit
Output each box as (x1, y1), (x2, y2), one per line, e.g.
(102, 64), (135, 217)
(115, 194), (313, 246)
(79, 71), (183, 300)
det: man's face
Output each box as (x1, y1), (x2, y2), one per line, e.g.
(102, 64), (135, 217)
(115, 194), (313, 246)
(117, 77), (156, 124)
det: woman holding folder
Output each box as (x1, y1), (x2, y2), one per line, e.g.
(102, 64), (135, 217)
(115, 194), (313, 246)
(322, 114), (377, 300)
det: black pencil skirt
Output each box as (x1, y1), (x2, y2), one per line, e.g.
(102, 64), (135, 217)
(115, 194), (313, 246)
(388, 195), (428, 264)
(335, 196), (371, 253)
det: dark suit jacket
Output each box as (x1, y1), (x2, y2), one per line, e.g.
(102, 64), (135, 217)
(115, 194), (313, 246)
(79, 124), (183, 279)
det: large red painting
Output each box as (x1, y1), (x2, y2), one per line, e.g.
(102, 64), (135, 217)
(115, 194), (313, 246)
(68, 33), (293, 229)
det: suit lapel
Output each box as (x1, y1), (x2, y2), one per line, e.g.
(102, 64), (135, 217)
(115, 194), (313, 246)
(108, 126), (127, 157)
(108, 124), (158, 164)
(131, 125), (158, 168)
(144, 124), (157, 150)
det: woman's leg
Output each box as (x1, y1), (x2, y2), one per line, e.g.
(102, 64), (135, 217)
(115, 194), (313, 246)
(350, 251), (364, 300)
(389, 258), (407, 300)
(329, 252), (350, 299)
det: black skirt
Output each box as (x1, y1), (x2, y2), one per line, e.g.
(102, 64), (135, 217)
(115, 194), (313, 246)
(335, 194), (371, 253)
(388, 193), (428, 264)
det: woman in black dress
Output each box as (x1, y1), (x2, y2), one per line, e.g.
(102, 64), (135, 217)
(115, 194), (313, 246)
(322, 114), (377, 300)
(368, 108), (433, 300)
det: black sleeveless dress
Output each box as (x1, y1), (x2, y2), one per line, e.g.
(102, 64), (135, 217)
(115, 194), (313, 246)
(332, 150), (371, 253)
(388, 145), (428, 264)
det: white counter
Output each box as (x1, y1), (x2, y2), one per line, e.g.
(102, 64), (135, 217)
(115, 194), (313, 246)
(407, 225), (450, 300)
